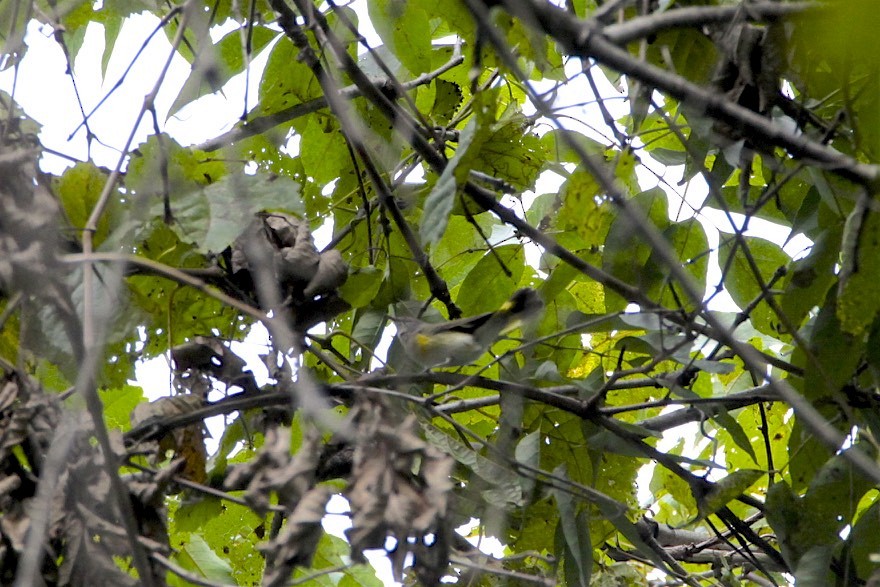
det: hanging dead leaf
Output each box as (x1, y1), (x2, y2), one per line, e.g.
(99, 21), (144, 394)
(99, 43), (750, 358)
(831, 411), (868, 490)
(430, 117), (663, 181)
(260, 485), (331, 587)
(345, 396), (454, 584)
(130, 394), (207, 484)
(224, 425), (321, 515)
(228, 212), (349, 309)
(303, 249), (348, 298)
(171, 336), (258, 393)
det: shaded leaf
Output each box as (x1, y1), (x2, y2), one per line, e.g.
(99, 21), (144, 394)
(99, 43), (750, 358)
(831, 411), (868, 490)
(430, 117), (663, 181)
(838, 204), (880, 336)
(718, 235), (789, 337)
(421, 117), (479, 246)
(694, 469), (763, 521)
(552, 467), (592, 587)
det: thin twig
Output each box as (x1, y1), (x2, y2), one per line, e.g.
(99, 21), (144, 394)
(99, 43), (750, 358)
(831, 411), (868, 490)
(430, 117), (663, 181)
(195, 51), (464, 152)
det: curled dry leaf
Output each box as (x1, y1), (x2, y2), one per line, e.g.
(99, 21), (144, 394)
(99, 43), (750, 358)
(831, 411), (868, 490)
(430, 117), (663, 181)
(125, 457), (185, 548)
(0, 374), (61, 471)
(259, 485), (331, 587)
(345, 395), (454, 585)
(0, 132), (81, 361)
(229, 212), (349, 304)
(171, 335), (258, 393)
(276, 234), (320, 284)
(224, 425), (321, 515)
(130, 394), (207, 484)
(303, 249), (348, 298)
(263, 213), (303, 249)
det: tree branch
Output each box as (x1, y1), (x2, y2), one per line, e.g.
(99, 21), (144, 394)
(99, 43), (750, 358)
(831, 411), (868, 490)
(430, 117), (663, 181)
(526, 0), (880, 189)
(195, 51), (463, 153)
(603, 2), (815, 46)
(472, 0), (880, 485)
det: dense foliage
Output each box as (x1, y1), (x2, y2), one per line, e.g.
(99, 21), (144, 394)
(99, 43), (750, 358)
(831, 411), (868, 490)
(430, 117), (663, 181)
(1, 0), (880, 585)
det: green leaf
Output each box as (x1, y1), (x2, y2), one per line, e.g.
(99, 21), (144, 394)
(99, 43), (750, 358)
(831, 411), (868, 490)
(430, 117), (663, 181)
(560, 169), (611, 247)
(127, 223), (247, 356)
(541, 128), (606, 168)
(781, 226), (841, 331)
(339, 266), (383, 309)
(804, 289), (864, 401)
(838, 203), (880, 336)
(172, 500), (264, 584)
(259, 37), (322, 116)
(167, 172), (303, 253)
(350, 309), (386, 368)
(456, 244), (526, 315)
(59, 9), (90, 62)
(718, 235), (789, 337)
(655, 218), (708, 311)
(307, 533), (384, 586)
(766, 481), (800, 567)
(793, 545), (834, 587)
(553, 471), (592, 587)
(375, 256), (413, 309)
(432, 215), (495, 286)
(771, 445), (875, 570)
(792, 0), (880, 75)
(714, 410), (757, 465)
(430, 79), (463, 125)
(515, 430), (541, 470)
(595, 499), (669, 571)
(421, 117), (479, 246)
(368, 0), (431, 75)
(168, 26), (278, 118)
(172, 533), (235, 583)
(644, 28), (717, 86)
(650, 450), (697, 525)
(638, 109), (690, 165)
(126, 134), (228, 201)
(0, 4), (29, 67)
(787, 417), (832, 493)
(470, 107), (547, 191)
(425, 426), (523, 506)
(413, 0), (475, 39)
(603, 188), (670, 311)
(515, 430), (541, 495)
(99, 385), (146, 431)
(300, 115), (352, 185)
(174, 498), (225, 534)
(220, 26), (278, 75)
(801, 447), (875, 536)
(54, 162), (114, 247)
(694, 469), (763, 521)
(847, 499), (880, 581)
(99, 13), (124, 77)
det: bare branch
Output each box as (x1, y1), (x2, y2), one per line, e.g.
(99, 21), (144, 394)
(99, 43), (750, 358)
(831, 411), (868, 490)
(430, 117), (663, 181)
(195, 51), (463, 152)
(603, 2), (816, 46)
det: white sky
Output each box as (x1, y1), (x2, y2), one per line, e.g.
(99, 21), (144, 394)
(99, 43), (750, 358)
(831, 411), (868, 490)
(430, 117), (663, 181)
(0, 16), (262, 171)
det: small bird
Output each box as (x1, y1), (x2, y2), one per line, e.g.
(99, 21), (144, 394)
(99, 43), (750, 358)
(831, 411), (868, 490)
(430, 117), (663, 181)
(394, 288), (543, 368)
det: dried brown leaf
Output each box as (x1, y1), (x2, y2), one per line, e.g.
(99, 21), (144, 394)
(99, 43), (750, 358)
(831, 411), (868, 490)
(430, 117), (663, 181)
(260, 485), (331, 587)
(345, 396), (454, 583)
(224, 425), (321, 515)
